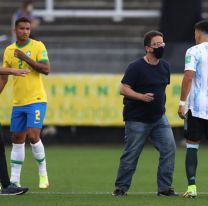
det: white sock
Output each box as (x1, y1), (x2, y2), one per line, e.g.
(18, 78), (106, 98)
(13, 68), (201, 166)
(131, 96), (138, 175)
(10, 143), (25, 183)
(31, 140), (47, 176)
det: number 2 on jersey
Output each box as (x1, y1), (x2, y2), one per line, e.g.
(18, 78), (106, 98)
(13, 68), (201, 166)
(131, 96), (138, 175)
(18, 59), (23, 69)
(35, 110), (40, 121)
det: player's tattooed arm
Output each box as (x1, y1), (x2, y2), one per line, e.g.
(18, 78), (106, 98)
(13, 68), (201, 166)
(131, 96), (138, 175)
(14, 49), (50, 75)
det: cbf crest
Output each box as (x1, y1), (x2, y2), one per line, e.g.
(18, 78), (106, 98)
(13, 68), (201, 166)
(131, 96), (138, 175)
(26, 51), (31, 57)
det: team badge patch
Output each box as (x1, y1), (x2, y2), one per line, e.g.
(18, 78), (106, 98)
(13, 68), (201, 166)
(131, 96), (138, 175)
(26, 51), (31, 57)
(185, 55), (191, 64)
(42, 50), (48, 58)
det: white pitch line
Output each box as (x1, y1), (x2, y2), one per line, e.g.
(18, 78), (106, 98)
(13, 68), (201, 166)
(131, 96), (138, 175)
(28, 191), (208, 195)
(29, 191), (155, 195)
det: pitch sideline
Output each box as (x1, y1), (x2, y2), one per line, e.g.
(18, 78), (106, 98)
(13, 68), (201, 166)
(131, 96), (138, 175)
(28, 191), (208, 195)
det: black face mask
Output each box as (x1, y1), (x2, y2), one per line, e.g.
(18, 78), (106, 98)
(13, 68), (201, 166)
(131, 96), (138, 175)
(152, 46), (164, 59)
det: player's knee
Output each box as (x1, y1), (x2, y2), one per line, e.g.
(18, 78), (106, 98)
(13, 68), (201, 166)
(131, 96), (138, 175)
(28, 136), (40, 144)
(12, 137), (25, 144)
(12, 134), (25, 144)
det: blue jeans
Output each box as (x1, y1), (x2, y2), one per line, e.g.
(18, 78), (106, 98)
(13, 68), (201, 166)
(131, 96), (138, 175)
(115, 115), (176, 192)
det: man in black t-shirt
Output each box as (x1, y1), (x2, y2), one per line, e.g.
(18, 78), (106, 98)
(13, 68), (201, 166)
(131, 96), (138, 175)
(112, 31), (177, 197)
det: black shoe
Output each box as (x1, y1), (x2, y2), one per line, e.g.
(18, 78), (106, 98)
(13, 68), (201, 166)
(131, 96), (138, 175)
(157, 188), (178, 196)
(112, 189), (127, 196)
(1, 183), (29, 195)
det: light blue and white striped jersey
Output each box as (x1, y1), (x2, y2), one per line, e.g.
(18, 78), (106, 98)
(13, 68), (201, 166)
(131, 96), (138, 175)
(185, 42), (208, 119)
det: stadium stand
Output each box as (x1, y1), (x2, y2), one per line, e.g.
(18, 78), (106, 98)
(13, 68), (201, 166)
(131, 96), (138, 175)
(1, 0), (159, 73)
(0, 0), (207, 144)
(0, 0), (207, 73)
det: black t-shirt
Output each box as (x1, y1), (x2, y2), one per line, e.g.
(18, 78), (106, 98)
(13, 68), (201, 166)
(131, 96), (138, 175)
(121, 58), (170, 123)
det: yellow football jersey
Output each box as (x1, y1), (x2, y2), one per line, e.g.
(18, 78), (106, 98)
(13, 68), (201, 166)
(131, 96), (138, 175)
(3, 38), (49, 106)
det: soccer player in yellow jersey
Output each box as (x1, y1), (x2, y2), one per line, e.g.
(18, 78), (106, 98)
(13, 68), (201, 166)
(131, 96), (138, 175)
(0, 17), (50, 189)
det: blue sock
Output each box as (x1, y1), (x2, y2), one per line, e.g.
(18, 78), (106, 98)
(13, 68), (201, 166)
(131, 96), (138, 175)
(186, 147), (198, 185)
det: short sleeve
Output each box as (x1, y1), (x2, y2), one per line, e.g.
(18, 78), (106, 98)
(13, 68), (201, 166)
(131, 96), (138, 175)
(121, 63), (137, 87)
(37, 42), (49, 63)
(185, 48), (197, 72)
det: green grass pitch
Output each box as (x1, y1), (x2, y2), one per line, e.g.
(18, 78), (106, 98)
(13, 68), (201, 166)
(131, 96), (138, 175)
(1, 145), (208, 206)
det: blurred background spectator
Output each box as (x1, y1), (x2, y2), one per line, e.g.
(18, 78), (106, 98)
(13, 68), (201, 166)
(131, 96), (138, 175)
(12, 0), (40, 41)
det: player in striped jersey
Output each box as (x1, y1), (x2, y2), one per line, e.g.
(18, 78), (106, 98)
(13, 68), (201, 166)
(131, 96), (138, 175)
(178, 19), (208, 198)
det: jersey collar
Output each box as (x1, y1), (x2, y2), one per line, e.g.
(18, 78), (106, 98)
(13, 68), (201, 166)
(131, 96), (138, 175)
(16, 38), (31, 48)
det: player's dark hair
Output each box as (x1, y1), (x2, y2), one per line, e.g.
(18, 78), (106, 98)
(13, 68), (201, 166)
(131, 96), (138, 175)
(15, 17), (31, 27)
(144, 30), (163, 47)
(195, 19), (208, 34)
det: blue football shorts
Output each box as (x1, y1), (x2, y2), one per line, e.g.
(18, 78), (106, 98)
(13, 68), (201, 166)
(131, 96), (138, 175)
(10, 102), (47, 132)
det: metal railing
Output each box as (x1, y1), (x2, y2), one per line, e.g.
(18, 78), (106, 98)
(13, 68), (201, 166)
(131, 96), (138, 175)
(33, 0), (160, 22)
